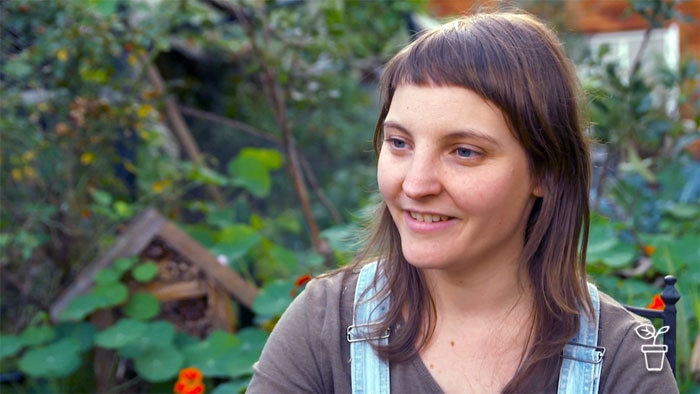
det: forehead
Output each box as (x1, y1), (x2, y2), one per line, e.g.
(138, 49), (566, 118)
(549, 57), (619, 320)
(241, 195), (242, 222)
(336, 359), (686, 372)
(384, 84), (511, 140)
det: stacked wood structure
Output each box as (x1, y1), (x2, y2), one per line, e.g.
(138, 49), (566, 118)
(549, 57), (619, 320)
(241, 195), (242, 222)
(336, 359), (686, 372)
(50, 208), (259, 337)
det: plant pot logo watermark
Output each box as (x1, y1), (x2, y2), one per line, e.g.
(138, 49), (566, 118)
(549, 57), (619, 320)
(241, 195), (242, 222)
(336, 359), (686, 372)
(634, 324), (669, 372)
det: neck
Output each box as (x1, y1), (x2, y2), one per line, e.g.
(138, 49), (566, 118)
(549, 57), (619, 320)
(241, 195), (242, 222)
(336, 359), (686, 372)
(421, 257), (532, 318)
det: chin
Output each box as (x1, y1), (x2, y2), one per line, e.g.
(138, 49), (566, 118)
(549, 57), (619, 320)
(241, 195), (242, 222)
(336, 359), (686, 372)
(401, 250), (455, 271)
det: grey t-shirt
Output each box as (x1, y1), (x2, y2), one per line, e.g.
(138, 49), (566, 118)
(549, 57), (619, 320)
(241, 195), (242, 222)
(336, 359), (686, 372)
(248, 269), (679, 393)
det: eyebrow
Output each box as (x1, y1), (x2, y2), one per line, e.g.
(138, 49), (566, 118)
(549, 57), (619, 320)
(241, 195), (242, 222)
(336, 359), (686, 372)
(382, 120), (502, 147)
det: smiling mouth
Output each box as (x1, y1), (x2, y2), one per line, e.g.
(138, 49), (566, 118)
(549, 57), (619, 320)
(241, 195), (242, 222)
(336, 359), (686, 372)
(409, 212), (450, 222)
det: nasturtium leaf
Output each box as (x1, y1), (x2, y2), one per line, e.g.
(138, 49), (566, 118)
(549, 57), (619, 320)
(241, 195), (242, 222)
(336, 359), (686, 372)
(252, 280), (295, 317)
(54, 322), (97, 352)
(208, 330), (241, 349)
(123, 292), (160, 320)
(212, 380), (250, 394)
(586, 222), (618, 264)
(120, 321), (175, 358)
(132, 262), (159, 283)
(92, 282), (129, 307)
(95, 319), (147, 349)
(59, 293), (108, 321)
(114, 256), (138, 273)
(133, 345), (182, 382)
(95, 267), (122, 284)
(652, 235), (700, 273)
(600, 241), (637, 268)
(269, 245), (297, 273)
(223, 328), (268, 377)
(18, 338), (82, 378)
(0, 335), (25, 358)
(181, 330), (240, 377)
(20, 325), (56, 347)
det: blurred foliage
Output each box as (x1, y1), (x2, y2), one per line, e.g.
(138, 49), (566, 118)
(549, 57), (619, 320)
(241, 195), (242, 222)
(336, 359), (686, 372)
(579, 0), (699, 391)
(0, 0), (698, 392)
(0, 0), (423, 391)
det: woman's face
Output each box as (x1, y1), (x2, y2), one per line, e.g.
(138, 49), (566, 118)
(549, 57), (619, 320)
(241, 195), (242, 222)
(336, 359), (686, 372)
(377, 84), (542, 275)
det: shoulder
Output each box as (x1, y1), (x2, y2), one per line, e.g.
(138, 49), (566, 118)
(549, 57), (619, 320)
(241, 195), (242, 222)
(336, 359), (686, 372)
(248, 266), (361, 393)
(597, 290), (678, 393)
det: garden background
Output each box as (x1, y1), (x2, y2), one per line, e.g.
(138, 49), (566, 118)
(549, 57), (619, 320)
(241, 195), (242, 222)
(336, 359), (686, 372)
(1, 0), (698, 392)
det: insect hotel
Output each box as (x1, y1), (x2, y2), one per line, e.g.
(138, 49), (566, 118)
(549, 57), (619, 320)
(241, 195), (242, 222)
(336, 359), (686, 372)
(50, 208), (259, 338)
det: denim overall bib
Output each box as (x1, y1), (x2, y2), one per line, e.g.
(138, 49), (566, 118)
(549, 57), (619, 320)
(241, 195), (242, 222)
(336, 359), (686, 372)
(348, 261), (605, 394)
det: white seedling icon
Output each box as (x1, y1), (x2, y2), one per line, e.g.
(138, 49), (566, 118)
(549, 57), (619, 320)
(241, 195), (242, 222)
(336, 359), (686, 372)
(635, 323), (670, 371)
(635, 324), (669, 345)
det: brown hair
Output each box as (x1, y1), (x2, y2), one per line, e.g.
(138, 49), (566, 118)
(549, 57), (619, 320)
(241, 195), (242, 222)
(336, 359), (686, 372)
(352, 11), (592, 392)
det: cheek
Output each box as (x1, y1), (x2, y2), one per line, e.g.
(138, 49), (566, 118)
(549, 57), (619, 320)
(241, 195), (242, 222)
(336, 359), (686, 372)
(376, 152), (395, 197)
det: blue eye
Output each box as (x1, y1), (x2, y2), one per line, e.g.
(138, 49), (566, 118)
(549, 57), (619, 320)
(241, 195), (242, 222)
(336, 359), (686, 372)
(389, 138), (407, 149)
(456, 147), (478, 158)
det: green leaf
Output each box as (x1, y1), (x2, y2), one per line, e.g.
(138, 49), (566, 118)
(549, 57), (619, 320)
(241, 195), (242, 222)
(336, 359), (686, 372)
(133, 345), (183, 382)
(237, 148), (284, 170)
(20, 325), (56, 347)
(222, 328), (268, 377)
(586, 221), (618, 264)
(269, 245), (297, 272)
(120, 321), (175, 358)
(229, 155), (272, 198)
(663, 203), (698, 220)
(95, 267), (122, 284)
(212, 380), (249, 394)
(123, 292), (161, 320)
(54, 322), (97, 352)
(0, 335), (25, 358)
(181, 330), (240, 376)
(212, 224), (262, 261)
(90, 189), (113, 206)
(86, 0), (119, 16)
(113, 201), (133, 218)
(652, 236), (700, 274)
(187, 165), (228, 186)
(95, 319), (148, 349)
(92, 282), (129, 307)
(132, 262), (159, 282)
(59, 292), (109, 321)
(601, 242), (637, 268)
(114, 256), (138, 273)
(252, 280), (295, 317)
(3, 59), (33, 79)
(18, 338), (82, 378)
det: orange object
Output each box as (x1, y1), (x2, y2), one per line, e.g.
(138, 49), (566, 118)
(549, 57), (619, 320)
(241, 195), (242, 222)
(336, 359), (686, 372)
(174, 367), (205, 394)
(647, 294), (666, 310)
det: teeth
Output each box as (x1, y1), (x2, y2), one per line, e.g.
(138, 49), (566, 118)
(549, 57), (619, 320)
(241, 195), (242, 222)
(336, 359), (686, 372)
(410, 212), (449, 222)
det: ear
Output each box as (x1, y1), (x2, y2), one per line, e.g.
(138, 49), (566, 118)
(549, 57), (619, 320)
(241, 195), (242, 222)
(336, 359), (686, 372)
(532, 181), (545, 198)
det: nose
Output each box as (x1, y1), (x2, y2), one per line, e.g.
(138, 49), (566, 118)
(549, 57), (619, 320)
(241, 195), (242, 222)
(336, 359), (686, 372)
(402, 153), (442, 199)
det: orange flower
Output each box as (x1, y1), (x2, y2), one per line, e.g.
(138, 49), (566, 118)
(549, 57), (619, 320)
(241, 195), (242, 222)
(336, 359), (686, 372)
(647, 294), (665, 310)
(642, 245), (656, 256)
(174, 367), (205, 394)
(295, 274), (312, 287)
(290, 274), (313, 297)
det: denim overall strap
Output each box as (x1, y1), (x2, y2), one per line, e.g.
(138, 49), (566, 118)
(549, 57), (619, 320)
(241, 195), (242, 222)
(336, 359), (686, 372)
(348, 261), (390, 394)
(557, 282), (606, 394)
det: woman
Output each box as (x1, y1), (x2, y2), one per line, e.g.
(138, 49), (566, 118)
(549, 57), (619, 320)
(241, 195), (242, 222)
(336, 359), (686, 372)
(248, 11), (678, 393)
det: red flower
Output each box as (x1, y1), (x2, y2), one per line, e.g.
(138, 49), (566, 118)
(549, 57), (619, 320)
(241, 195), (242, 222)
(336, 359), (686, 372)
(647, 294), (665, 310)
(290, 274), (313, 297)
(295, 274), (312, 287)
